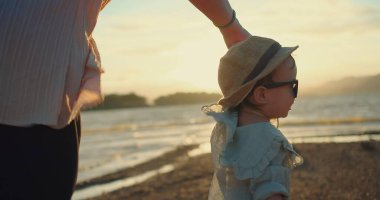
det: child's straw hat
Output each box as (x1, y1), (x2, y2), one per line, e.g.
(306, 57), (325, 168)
(218, 36), (298, 109)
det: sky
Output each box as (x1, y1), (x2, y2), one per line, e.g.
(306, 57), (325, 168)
(93, 0), (380, 101)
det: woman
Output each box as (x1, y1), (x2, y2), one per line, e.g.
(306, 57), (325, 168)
(0, 0), (249, 199)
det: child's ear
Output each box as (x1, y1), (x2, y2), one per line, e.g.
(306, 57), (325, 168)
(252, 86), (267, 105)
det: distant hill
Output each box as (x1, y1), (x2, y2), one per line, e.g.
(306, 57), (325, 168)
(88, 93), (148, 111)
(86, 92), (222, 111)
(86, 74), (380, 111)
(153, 92), (222, 106)
(301, 74), (380, 96)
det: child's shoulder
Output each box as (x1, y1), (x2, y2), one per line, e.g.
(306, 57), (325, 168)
(235, 121), (283, 142)
(233, 122), (297, 165)
(222, 122), (302, 179)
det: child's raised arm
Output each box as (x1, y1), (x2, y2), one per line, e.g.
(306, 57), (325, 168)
(189, 0), (251, 48)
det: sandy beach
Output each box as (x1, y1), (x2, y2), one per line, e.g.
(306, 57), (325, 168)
(79, 141), (380, 200)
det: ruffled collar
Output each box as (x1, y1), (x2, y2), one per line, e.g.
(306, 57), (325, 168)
(203, 104), (303, 180)
(202, 104), (238, 145)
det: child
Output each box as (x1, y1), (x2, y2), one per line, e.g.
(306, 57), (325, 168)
(203, 36), (303, 200)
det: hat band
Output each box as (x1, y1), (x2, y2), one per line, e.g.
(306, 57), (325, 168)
(242, 42), (281, 84)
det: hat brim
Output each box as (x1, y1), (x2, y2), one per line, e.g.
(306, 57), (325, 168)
(218, 46), (299, 109)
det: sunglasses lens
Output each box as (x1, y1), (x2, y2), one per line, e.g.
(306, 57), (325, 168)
(263, 80), (298, 97)
(292, 82), (298, 98)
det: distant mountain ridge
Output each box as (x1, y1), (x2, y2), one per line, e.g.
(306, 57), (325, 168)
(87, 74), (379, 111)
(302, 74), (380, 96)
(87, 92), (222, 111)
(154, 92), (221, 106)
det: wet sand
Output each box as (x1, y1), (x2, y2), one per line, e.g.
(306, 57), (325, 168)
(81, 141), (380, 200)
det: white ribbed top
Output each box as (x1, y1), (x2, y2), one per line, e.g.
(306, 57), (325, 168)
(0, 0), (110, 128)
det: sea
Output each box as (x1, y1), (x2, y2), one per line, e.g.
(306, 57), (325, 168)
(73, 93), (380, 199)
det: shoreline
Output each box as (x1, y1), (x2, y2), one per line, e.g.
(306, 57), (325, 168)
(74, 140), (380, 200)
(75, 144), (199, 190)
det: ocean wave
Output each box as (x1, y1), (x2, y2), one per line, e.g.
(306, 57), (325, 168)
(282, 117), (380, 127)
(83, 117), (380, 134)
(83, 118), (213, 134)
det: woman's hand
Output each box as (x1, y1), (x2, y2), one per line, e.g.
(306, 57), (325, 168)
(189, 0), (251, 48)
(218, 19), (251, 48)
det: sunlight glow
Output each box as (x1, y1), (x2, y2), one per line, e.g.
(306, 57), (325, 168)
(93, 0), (380, 100)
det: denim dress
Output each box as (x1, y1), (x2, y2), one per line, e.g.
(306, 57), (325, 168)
(203, 106), (303, 200)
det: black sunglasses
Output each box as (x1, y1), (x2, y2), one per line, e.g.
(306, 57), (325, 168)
(262, 80), (298, 98)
